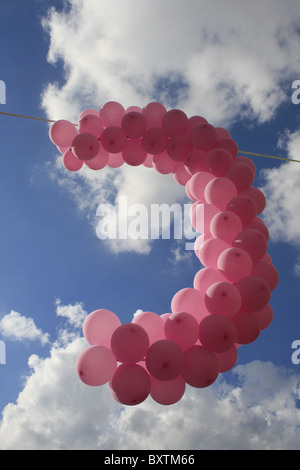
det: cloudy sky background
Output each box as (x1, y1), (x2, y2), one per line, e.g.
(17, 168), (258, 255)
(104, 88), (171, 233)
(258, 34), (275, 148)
(0, 0), (300, 449)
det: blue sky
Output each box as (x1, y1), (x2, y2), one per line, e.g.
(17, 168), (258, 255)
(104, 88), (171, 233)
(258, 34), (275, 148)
(0, 0), (300, 450)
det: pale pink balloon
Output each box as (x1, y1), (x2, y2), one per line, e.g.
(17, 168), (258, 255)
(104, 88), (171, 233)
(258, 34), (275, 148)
(150, 375), (186, 405)
(100, 126), (127, 154)
(193, 267), (227, 294)
(217, 247), (253, 283)
(62, 149), (83, 171)
(143, 154), (153, 167)
(110, 323), (149, 363)
(210, 211), (243, 243)
(204, 177), (238, 209)
(121, 111), (147, 138)
(142, 102), (167, 128)
(145, 339), (184, 381)
(233, 228), (268, 262)
(107, 152), (124, 168)
(132, 311), (165, 345)
(212, 138), (239, 159)
(253, 304), (273, 330)
(226, 195), (257, 225)
(237, 276), (271, 312)
(251, 261), (279, 291)
(215, 346), (238, 372)
(182, 345), (219, 388)
(184, 149), (207, 174)
(231, 310), (261, 344)
(205, 281), (242, 317)
(199, 314), (237, 353)
(190, 203), (220, 234)
(153, 151), (177, 174)
(142, 127), (168, 154)
(171, 287), (209, 322)
(83, 309), (121, 347)
(172, 163), (192, 186)
(240, 187), (266, 215)
(78, 108), (100, 120)
(78, 114), (103, 138)
(205, 149), (234, 176)
(99, 101), (125, 127)
(185, 179), (197, 201)
(76, 345), (117, 386)
(110, 363), (151, 405)
(190, 123), (218, 150)
(122, 138), (147, 166)
(226, 161), (255, 192)
(49, 120), (78, 148)
(188, 171), (215, 201)
(164, 312), (199, 350)
(85, 145), (109, 170)
(198, 238), (230, 268)
(162, 109), (188, 136)
(194, 234), (212, 260)
(167, 135), (192, 162)
(72, 133), (100, 161)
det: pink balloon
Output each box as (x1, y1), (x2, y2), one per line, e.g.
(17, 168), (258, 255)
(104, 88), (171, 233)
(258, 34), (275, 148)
(215, 346), (238, 372)
(132, 311), (165, 345)
(210, 211), (243, 244)
(236, 156), (256, 175)
(142, 102), (167, 128)
(190, 203), (220, 234)
(107, 152), (124, 168)
(240, 187), (266, 215)
(122, 138), (147, 166)
(193, 267), (227, 294)
(164, 312), (199, 350)
(233, 229), (268, 262)
(215, 127), (231, 139)
(167, 135), (192, 162)
(76, 345), (117, 386)
(62, 149), (83, 171)
(184, 149), (207, 175)
(99, 101), (125, 127)
(125, 106), (142, 113)
(204, 177), (238, 210)
(237, 276), (271, 312)
(217, 247), (253, 283)
(72, 133), (100, 161)
(185, 179), (198, 201)
(110, 323), (149, 363)
(226, 195), (257, 225)
(204, 281), (242, 317)
(253, 304), (273, 330)
(142, 127), (168, 154)
(226, 161), (255, 192)
(121, 111), (147, 138)
(78, 108), (100, 120)
(100, 126), (127, 153)
(110, 363), (151, 405)
(143, 154), (153, 167)
(182, 345), (219, 388)
(245, 217), (269, 241)
(85, 145), (109, 170)
(153, 151), (177, 174)
(251, 261), (279, 291)
(190, 123), (218, 150)
(205, 149), (234, 176)
(49, 120), (78, 148)
(83, 309), (121, 347)
(188, 171), (215, 201)
(78, 114), (104, 138)
(198, 238), (230, 268)
(194, 233), (212, 259)
(162, 109), (188, 136)
(231, 310), (261, 344)
(171, 287), (209, 322)
(199, 314), (237, 353)
(172, 163), (192, 186)
(145, 339), (184, 381)
(186, 116), (208, 133)
(212, 138), (239, 159)
(150, 375), (186, 405)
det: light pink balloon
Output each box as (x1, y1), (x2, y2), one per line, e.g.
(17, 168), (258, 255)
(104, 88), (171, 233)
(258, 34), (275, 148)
(212, 138), (239, 159)
(142, 127), (168, 154)
(100, 126), (127, 154)
(142, 102), (167, 128)
(167, 135), (192, 162)
(240, 187), (266, 215)
(143, 154), (154, 167)
(49, 120), (78, 148)
(199, 314), (237, 353)
(150, 375), (186, 405)
(145, 339), (184, 381)
(78, 114), (103, 138)
(78, 109), (100, 120)
(184, 149), (207, 175)
(172, 163), (192, 186)
(188, 171), (215, 202)
(85, 145), (109, 170)
(205, 281), (242, 317)
(107, 152), (124, 168)
(121, 111), (147, 138)
(185, 179), (198, 201)
(110, 363), (151, 405)
(251, 261), (279, 291)
(231, 310), (261, 344)
(210, 211), (243, 243)
(190, 203), (220, 234)
(62, 149), (83, 171)
(76, 345), (117, 386)
(153, 151), (177, 174)
(226, 161), (255, 192)
(253, 304), (273, 330)
(83, 309), (121, 347)
(171, 287), (209, 322)
(205, 149), (234, 176)
(162, 109), (188, 136)
(198, 238), (230, 268)
(217, 247), (253, 283)
(110, 323), (149, 363)
(237, 276), (271, 312)
(204, 177), (238, 209)
(72, 132), (100, 161)
(193, 267), (227, 294)
(233, 229), (268, 263)
(122, 138), (147, 166)
(132, 311), (165, 345)
(215, 346), (238, 372)
(164, 312), (199, 350)
(182, 345), (219, 388)
(190, 123), (218, 150)
(99, 101), (125, 127)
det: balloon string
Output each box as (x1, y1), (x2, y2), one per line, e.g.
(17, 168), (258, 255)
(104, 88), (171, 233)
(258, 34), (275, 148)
(0, 111), (299, 163)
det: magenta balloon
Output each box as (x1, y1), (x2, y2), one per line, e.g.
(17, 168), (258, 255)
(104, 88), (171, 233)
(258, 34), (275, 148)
(153, 151), (177, 174)
(226, 195), (257, 225)
(100, 126), (127, 154)
(245, 217), (269, 241)
(172, 163), (192, 186)
(240, 187), (266, 215)
(184, 149), (207, 175)
(99, 101), (125, 127)
(205, 149), (234, 176)
(62, 149), (83, 171)
(121, 111), (147, 138)
(164, 312), (199, 350)
(217, 247), (253, 283)
(204, 177), (238, 210)
(107, 152), (124, 168)
(83, 309), (121, 347)
(215, 345), (238, 372)
(226, 161), (255, 192)
(145, 339), (184, 381)
(198, 238), (230, 268)
(78, 114), (104, 138)
(193, 267), (227, 294)
(142, 127), (168, 154)
(167, 135), (192, 162)
(162, 109), (188, 136)
(199, 314), (237, 353)
(182, 345), (219, 388)
(233, 229), (268, 263)
(85, 145), (109, 170)
(111, 363), (151, 405)
(188, 171), (215, 201)
(150, 375), (186, 405)
(72, 133), (100, 161)
(132, 311), (165, 345)
(231, 310), (261, 344)
(142, 102), (167, 128)
(191, 203), (220, 234)
(237, 276), (271, 312)
(49, 120), (78, 148)
(215, 127), (231, 139)
(190, 123), (218, 150)
(205, 281), (242, 317)
(122, 138), (147, 166)
(253, 304), (273, 330)
(110, 323), (149, 363)
(171, 287), (209, 322)
(210, 211), (243, 243)
(76, 345), (117, 386)
(236, 156), (256, 175)
(251, 261), (279, 291)
(212, 138), (239, 159)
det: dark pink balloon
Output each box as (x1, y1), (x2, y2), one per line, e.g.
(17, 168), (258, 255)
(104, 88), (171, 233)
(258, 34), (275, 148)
(212, 138), (239, 159)
(72, 133), (100, 161)
(233, 229), (268, 263)
(210, 211), (243, 244)
(226, 195), (257, 225)
(164, 312), (199, 350)
(62, 149), (83, 171)
(83, 309), (121, 347)
(121, 111), (147, 138)
(49, 120), (78, 148)
(231, 310), (261, 344)
(85, 145), (109, 170)
(150, 375), (186, 405)
(153, 151), (177, 174)
(142, 127), (168, 154)
(76, 345), (117, 386)
(251, 261), (279, 291)
(184, 149), (207, 174)
(78, 114), (103, 138)
(146, 339), (184, 381)
(215, 127), (231, 139)
(204, 177), (238, 210)
(110, 363), (151, 405)
(253, 304), (273, 330)
(215, 346), (238, 372)
(205, 149), (234, 176)
(240, 187), (266, 214)
(236, 156), (256, 174)
(110, 323), (149, 363)
(182, 345), (219, 388)
(205, 281), (242, 317)
(237, 276), (271, 312)
(217, 247), (253, 283)
(167, 135), (192, 162)
(245, 217), (269, 241)
(199, 314), (237, 353)
(100, 126), (127, 154)
(142, 102), (167, 128)
(186, 115), (208, 133)
(162, 109), (188, 136)
(99, 101), (125, 127)
(122, 138), (147, 166)
(190, 123), (218, 150)
(226, 161), (255, 192)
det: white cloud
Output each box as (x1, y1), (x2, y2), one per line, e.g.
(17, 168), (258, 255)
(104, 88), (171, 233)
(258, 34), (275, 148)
(55, 298), (87, 328)
(0, 311), (49, 345)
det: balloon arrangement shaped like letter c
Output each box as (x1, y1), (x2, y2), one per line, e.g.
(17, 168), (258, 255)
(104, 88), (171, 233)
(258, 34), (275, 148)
(49, 101), (278, 406)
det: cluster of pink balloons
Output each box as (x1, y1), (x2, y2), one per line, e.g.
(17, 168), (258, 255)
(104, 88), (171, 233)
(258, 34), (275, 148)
(49, 101), (278, 406)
